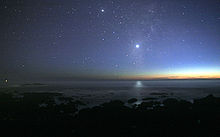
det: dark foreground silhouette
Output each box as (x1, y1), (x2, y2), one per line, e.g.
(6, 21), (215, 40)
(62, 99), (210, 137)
(0, 90), (219, 137)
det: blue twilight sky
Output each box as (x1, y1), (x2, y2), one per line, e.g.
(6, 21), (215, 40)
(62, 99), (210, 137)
(1, 0), (220, 82)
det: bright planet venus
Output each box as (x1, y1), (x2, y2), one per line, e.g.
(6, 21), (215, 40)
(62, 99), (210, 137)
(1, 0), (220, 82)
(136, 44), (140, 49)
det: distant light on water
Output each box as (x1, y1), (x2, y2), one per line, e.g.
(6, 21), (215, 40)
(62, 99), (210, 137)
(135, 81), (142, 88)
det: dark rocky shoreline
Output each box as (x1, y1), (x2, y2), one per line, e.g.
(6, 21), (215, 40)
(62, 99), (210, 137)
(0, 89), (219, 137)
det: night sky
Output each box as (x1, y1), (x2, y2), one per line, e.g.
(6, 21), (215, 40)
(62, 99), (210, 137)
(1, 0), (220, 82)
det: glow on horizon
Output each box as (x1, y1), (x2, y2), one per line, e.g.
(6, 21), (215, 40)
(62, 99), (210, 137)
(121, 68), (220, 79)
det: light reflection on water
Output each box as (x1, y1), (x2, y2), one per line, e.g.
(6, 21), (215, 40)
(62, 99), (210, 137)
(135, 81), (143, 88)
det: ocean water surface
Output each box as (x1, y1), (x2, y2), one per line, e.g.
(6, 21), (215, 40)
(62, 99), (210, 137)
(2, 80), (220, 107)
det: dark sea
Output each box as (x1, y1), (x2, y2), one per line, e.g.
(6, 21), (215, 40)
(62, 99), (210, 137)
(3, 80), (220, 107)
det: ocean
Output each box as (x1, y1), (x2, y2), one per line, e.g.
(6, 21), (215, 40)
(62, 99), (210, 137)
(3, 79), (220, 107)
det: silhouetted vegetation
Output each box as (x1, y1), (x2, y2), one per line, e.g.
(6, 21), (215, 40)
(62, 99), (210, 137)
(0, 89), (219, 137)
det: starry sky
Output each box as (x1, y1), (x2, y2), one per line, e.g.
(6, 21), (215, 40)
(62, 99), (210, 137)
(1, 0), (220, 82)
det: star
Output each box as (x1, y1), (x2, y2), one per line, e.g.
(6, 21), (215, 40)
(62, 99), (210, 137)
(136, 44), (140, 48)
(101, 9), (104, 12)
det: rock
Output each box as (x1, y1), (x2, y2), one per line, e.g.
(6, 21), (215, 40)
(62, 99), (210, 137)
(127, 98), (138, 104)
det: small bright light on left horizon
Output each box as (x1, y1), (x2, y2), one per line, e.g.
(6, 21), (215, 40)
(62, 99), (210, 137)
(136, 44), (140, 48)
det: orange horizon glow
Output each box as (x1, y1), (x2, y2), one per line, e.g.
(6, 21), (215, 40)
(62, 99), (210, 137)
(119, 68), (220, 80)
(121, 72), (220, 80)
